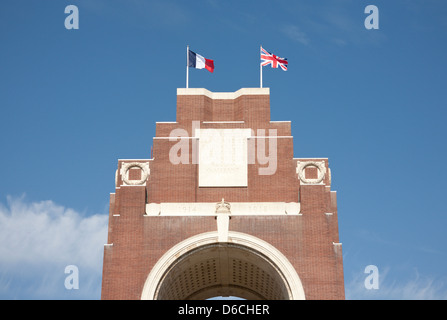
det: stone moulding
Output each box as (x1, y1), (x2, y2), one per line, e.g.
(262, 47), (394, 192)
(296, 160), (326, 185)
(140, 231), (306, 300)
(121, 161), (150, 186)
(145, 201), (301, 216)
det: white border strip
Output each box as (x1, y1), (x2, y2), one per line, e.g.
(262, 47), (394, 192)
(177, 88), (270, 99)
(145, 202), (301, 216)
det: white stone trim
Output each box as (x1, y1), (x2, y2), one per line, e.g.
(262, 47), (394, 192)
(216, 214), (230, 242)
(145, 201), (301, 216)
(121, 162), (150, 186)
(140, 231), (305, 300)
(177, 87), (270, 99)
(296, 160), (326, 185)
(153, 136), (197, 140)
(202, 121), (245, 124)
(154, 135), (292, 139)
(249, 136), (293, 138)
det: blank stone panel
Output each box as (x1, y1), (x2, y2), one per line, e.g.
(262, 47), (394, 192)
(196, 128), (251, 187)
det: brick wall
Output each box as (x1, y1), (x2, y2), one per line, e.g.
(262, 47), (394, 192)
(101, 89), (344, 300)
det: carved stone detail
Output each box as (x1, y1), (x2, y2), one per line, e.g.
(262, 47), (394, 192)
(215, 198), (231, 214)
(296, 161), (326, 185)
(121, 162), (150, 186)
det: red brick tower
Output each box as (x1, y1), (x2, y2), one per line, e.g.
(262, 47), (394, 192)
(101, 88), (344, 300)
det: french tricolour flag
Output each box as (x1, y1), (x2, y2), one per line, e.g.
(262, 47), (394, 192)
(188, 49), (214, 73)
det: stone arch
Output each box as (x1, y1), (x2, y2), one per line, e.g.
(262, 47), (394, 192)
(141, 231), (305, 300)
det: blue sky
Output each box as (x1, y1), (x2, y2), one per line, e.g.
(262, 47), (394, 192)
(1, 0), (446, 299)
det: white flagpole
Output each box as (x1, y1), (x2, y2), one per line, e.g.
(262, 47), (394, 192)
(186, 45), (189, 88)
(260, 45), (263, 88)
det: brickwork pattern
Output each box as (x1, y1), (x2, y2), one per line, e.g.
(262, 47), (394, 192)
(101, 91), (344, 300)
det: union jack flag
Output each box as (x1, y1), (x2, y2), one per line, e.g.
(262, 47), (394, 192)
(260, 46), (288, 71)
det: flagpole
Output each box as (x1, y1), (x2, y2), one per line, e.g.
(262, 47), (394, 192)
(260, 45), (263, 88)
(186, 45), (189, 88)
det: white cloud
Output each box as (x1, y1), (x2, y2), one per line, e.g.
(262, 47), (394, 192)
(346, 267), (447, 300)
(0, 195), (108, 299)
(281, 24), (310, 45)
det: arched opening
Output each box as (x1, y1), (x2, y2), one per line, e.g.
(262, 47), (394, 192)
(141, 232), (305, 300)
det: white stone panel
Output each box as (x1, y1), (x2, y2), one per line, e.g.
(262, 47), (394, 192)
(145, 202), (301, 216)
(196, 128), (251, 187)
